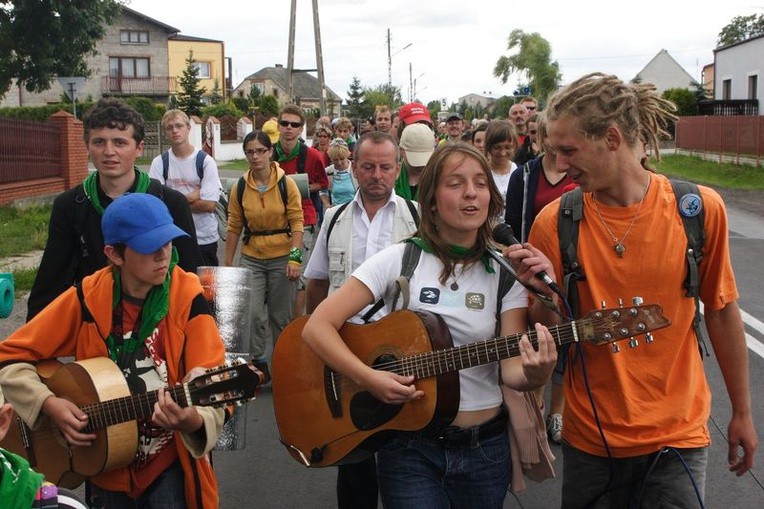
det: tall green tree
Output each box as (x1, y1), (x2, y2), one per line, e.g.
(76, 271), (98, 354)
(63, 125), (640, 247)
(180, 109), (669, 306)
(717, 13), (764, 46)
(0, 0), (122, 97)
(493, 29), (562, 105)
(345, 76), (364, 119)
(360, 84), (402, 119)
(176, 50), (206, 117)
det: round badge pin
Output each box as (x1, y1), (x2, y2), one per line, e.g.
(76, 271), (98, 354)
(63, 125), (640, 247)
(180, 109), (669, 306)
(679, 193), (703, 218)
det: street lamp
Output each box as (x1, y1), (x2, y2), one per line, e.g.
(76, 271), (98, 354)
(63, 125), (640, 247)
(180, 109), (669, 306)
(413, 72), (425, 102)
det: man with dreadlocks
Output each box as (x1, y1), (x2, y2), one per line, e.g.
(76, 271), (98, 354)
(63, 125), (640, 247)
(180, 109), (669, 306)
(505, 73), (757, 507)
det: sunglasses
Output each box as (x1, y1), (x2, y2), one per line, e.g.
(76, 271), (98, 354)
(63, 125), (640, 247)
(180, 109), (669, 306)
(529, 130), (538, 134)
(279, 120), (302, 128)
(245, 148), (271, 156)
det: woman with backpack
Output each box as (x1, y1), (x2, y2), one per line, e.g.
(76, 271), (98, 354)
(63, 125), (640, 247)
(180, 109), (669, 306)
(323, 138), (357, 208)
(302, 143), (557, 507)
(225, 129), (304, 382)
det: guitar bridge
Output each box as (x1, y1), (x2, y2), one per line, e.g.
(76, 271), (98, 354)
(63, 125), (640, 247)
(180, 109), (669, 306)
(323, 366), (343, 418)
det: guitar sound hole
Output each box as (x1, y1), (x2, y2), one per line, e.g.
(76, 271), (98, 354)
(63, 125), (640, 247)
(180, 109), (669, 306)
(349, 354), (402, 431)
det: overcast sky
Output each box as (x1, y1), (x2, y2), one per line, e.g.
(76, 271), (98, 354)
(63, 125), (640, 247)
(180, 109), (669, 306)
(128, 0), (761, 105)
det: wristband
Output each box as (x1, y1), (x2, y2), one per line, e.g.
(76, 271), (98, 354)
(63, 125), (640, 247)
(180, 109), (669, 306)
(288, 259), (302, 266)
(289, 247), (303, 264)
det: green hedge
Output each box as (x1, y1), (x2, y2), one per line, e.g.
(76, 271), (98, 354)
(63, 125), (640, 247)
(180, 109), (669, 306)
(0, 96), (165, 122)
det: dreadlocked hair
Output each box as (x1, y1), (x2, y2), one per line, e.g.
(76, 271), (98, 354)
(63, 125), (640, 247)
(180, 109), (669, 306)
(417, 142), (504, 285)
(545, 73), (678, 162)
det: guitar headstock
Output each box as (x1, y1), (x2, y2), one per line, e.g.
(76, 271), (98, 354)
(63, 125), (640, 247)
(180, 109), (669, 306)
(578, 304), (671, 347)
(188, 360), (260, 407)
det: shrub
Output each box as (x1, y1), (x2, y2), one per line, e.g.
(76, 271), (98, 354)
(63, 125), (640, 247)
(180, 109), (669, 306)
(201, 101), (245, 119)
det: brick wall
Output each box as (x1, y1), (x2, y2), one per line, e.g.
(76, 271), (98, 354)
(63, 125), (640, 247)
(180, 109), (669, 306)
(0, 112), (87, 205)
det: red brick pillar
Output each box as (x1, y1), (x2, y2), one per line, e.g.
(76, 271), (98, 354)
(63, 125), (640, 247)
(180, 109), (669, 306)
(49, 111), (88, 190)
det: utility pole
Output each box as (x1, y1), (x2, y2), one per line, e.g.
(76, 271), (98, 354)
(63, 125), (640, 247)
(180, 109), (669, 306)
(387, 28), (392, 87)
(409, 62), (413, 103)
(286, 0), (297, 104)
(312, 0), (326, 115)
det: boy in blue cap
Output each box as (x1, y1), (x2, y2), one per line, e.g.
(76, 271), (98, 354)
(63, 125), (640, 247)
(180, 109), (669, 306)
(0, 193), (226, 509)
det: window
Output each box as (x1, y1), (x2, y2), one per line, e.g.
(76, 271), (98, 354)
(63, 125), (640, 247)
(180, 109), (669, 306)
(193, 61), (211, 79)
(722, 79), (732, 100)
(748, 75), (758, 100)
(109, 57), (150, 78)
(120, 30), (149, 44)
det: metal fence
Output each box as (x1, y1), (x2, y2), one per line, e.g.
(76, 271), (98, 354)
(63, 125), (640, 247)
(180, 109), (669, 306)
(0, 118), (61, 184)
(675, 116), (764, 165)
(142, 121), (164, 160)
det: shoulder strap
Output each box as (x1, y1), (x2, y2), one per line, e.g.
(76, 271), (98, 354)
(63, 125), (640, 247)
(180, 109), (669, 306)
(297, 143), (308, 174)
(195, 150), (207, 180)
(557, 187), (586, 318)
(75, 282), (94, 323)
(669, 179), (709, 357)
(236, 176), (252, 244)
(278, 175), (289, 217)
(495, 263), (516, 322)
(325, 201), (352, 249)
(161, 151), (169, 181)
(359, 242), (421, 323)
(404, 199), (420, 227)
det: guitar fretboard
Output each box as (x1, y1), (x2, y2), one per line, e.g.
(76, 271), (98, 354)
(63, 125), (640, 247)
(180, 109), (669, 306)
(82, 384), (189, 432)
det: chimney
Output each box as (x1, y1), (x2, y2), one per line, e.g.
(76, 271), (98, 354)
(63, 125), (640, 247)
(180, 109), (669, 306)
(275, 64), (283, 68)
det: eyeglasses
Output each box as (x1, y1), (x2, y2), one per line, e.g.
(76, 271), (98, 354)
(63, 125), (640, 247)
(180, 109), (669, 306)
(526, 106), (537, 110)
(245, 148), (271, 156)
(329, 138), (348, 147)
(164, 122), (188, 131)
(279, 120), (302, 128)
(529, 130), (538, 134)
(317, 134), (330, 138)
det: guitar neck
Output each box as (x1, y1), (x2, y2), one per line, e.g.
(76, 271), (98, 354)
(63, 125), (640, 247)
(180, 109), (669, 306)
(397, 320), (580, 380)
(81, 384), (189, 433)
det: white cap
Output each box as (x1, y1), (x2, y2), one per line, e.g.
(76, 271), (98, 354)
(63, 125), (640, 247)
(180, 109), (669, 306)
(399, 123), (435, 167)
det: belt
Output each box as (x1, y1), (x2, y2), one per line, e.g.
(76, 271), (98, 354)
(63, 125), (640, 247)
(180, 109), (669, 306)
(422, 408), (508, 449)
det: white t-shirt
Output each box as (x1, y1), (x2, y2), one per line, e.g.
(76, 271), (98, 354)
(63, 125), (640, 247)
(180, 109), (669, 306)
(352, 243), (528, 412)
(491, 162), (518, 223)
(149, 149), (222, 244)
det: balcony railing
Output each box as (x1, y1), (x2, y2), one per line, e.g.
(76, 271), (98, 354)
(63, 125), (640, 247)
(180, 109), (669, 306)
(101, 76), (177, 96)
(698, 99), (759, 116)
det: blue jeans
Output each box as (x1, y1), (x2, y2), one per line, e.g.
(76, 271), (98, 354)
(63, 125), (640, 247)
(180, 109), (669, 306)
(377, 431), (510, 509)
(87, 460), (186, 508)
(562, 443), (708, 508)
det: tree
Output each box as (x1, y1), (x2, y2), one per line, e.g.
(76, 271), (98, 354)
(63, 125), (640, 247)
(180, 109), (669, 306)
(490, 95), (516, 119)
(361, 84), (402, 119)
(345, 76), (364, 119)
(662, 88), (698, 117)
(717, 14), (764, 46)
(209, 79), (223, 105)
(257, 95), (280, 118)
(176, 50), (206, 117)
(493, 29), (562, 105)
(0, 1), (122, 98)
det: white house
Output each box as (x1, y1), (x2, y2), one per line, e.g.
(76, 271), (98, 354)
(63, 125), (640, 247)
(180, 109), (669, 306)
(714, 34), (763, 111)
(633, 49), (695, 94)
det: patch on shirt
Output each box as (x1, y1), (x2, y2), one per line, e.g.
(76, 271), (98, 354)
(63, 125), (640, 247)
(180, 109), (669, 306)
(419, 287), (440, 304)
(678, 193), (703, 218)
(465, 292), (485, 310)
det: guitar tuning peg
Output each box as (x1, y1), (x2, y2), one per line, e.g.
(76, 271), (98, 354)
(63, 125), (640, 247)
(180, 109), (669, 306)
(632, 296), (644, 306)
(612, 343), (620, 353)
(629, 337), (639, 348)
(645, 332), (654, 344)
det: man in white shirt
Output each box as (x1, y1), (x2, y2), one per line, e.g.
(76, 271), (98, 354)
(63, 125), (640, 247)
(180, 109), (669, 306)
(149, 109), (222, 265)
(303, 131), (420, 509)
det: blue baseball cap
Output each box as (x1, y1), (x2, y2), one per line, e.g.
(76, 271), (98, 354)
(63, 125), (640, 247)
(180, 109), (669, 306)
(102, 193), (189, 254)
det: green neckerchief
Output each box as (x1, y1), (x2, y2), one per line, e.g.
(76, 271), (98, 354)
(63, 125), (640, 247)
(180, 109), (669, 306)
(406, 237), (495, 273)
(0, 448), (44, 509)
(83, 168), (151, 215)
(106, 248), (178, 363)
(274, 141), (301, 162)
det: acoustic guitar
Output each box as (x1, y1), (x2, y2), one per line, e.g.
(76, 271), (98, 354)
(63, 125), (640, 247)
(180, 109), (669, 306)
(0, 357), (259, 488)
(272, 304), (670, 467)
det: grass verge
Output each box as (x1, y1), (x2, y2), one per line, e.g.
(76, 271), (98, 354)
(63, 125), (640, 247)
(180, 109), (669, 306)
(0, 204), (50, 257)
(655, 154), (764, 190)
(11, 267), (37, 297)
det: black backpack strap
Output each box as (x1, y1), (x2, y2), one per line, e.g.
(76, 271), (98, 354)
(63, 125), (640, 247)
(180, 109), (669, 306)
(670, 179), (709, 357)
(557, 187), (586, 318)
(297, 143), (308, 174)
(161, 151), (169, 182)
(236, 177), (253, 244)
(495, 262), (516, 334)
(75, 282), (94, 323)
(278, 175), (289, 219)
(404, 199), (420, 227)
(325, 201), (352, 249)
(360, 241), (421, 323)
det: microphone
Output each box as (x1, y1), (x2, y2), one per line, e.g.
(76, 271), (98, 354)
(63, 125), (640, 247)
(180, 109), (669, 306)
(492, 223), (560, 294)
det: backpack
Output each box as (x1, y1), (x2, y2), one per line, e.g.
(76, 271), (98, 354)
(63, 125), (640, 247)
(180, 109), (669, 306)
(324, 199), (420, 250)
(162, 150), (228, 240)
(359, 241), (514, 324)
(235, 175), (290, 245)
(557, 179), (708, 357)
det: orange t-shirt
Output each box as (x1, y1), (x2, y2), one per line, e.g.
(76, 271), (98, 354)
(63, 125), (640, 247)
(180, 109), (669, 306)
(530, 174), (738, 457)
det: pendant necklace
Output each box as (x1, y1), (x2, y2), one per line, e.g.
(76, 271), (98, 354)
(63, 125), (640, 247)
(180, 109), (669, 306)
(449, 265), (464, 291)
(591, 175), (651, 257)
